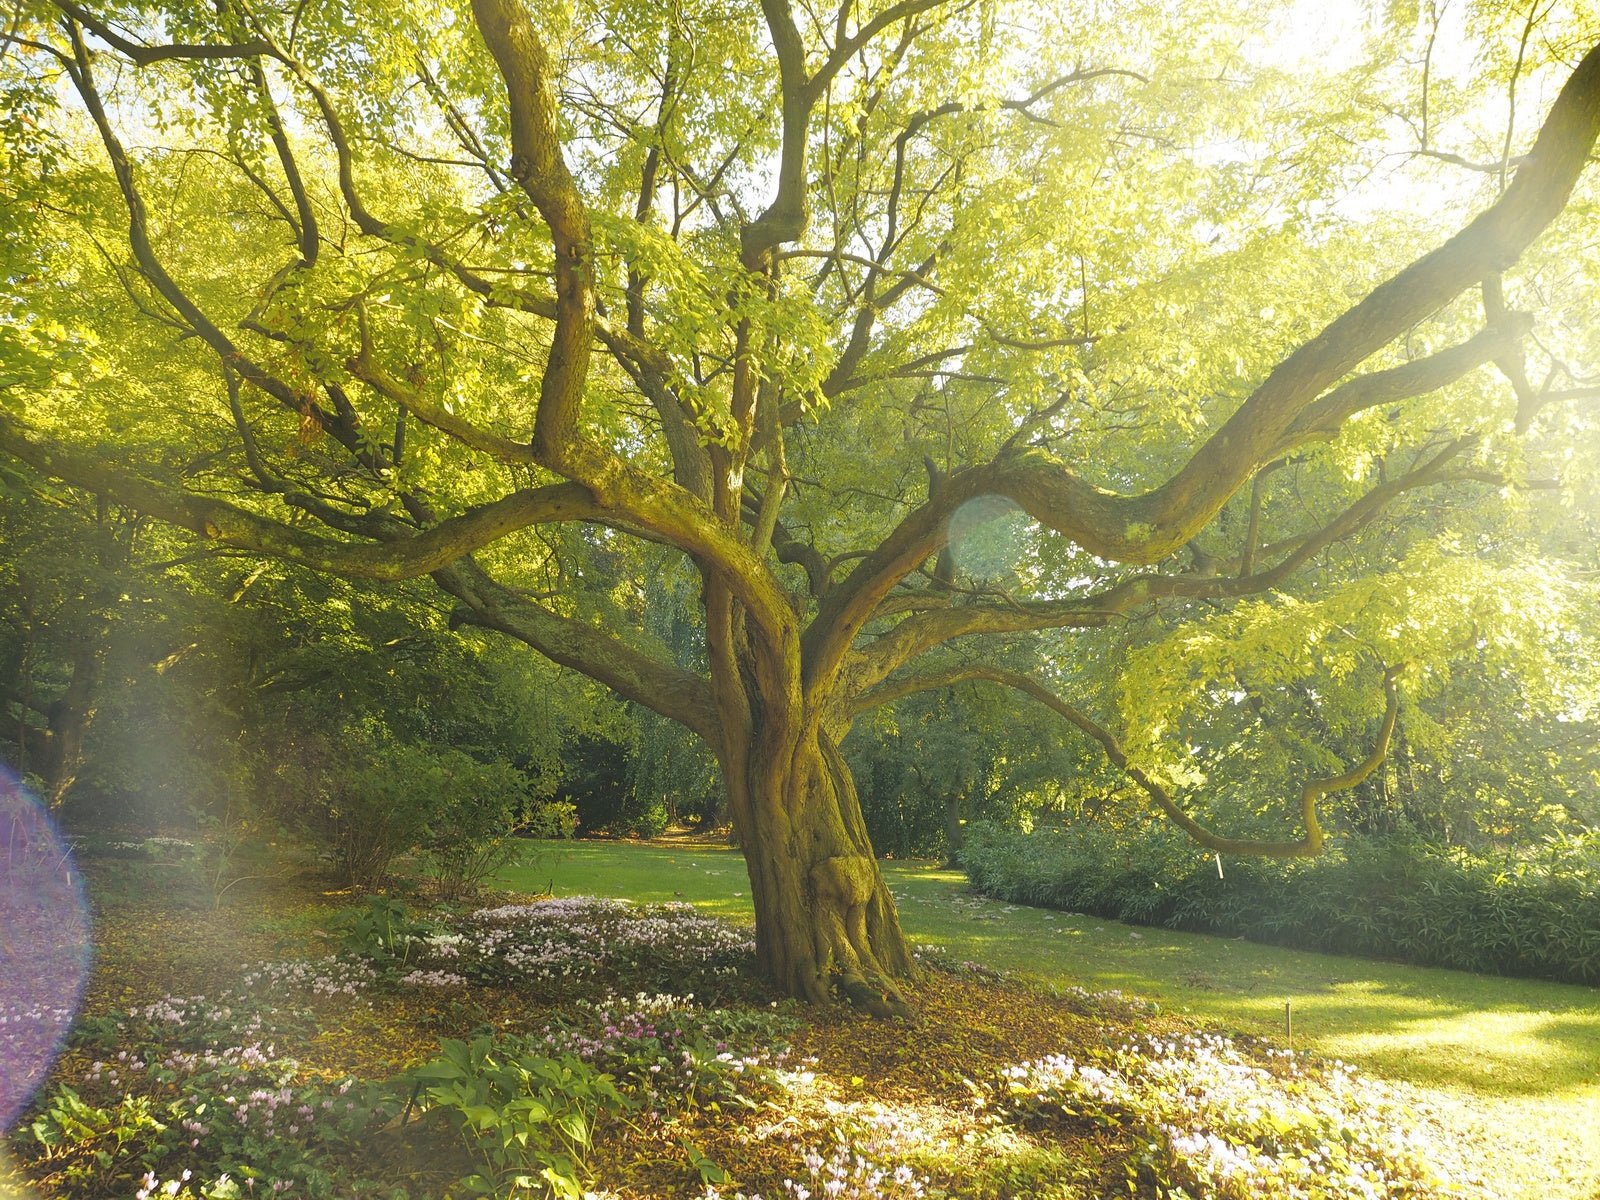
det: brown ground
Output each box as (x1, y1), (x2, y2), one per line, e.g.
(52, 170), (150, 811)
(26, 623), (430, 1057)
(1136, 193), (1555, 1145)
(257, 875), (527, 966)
(13, 851), (1181, 1199)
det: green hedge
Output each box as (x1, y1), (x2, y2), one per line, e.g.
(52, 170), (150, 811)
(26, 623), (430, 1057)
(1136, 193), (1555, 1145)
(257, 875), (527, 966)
(959, 823), (1600, 985)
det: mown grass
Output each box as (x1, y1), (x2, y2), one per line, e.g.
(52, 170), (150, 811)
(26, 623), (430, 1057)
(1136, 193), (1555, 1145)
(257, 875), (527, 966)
(499, 839), (1600, 1200)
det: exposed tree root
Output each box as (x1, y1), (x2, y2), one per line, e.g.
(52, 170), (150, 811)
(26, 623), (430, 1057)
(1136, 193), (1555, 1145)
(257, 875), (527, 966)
(836, 969), (918, 1022)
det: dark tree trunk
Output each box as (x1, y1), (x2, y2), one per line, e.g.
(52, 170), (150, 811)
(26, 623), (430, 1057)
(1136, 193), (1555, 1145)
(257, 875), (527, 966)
(39, 619), (107, 809)
(943, 790), (964, 866)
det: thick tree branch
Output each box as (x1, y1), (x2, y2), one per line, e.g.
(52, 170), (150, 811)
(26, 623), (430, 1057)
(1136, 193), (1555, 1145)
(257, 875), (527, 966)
(744, 0), (812, 261)
(839, 438), (1478, 694)
(814, 0), (953, 94)
(53, 1), (270, 62)
(0, 409), (603, 581)
(827, 37), (1600, 652)
(1283, 318), (1531, 442)
(434, 560), (720, 741)
(810, 329), (1501, 696)
(470, 0), (595, 470)
(803, 74), (1600, 694)
(1135, 40), (1600, 545)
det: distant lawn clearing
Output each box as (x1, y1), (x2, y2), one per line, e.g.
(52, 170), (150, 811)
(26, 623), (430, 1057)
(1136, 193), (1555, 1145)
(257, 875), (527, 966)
(499, 838), (1600, 1200)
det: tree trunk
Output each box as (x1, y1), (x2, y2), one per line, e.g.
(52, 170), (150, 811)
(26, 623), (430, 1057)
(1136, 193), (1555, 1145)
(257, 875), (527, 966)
(943, 789), (964, 866)
(727, 725), (918, 1017)
(41, 631), (105, 809)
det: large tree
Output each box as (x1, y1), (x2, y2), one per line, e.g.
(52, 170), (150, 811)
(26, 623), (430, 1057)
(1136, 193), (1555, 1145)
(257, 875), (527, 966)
(4, 0), (1600, 1012)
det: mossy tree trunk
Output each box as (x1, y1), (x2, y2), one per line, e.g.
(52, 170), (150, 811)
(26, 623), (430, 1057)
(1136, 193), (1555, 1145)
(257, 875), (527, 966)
(727, 722), (917, 1015)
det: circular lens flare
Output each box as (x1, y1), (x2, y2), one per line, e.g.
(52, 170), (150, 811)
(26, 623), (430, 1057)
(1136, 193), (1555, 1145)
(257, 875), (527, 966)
(0, 769), (91, 1130)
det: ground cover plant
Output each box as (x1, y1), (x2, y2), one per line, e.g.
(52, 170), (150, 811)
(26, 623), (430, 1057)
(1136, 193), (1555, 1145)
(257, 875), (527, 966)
(3, 843), (1520, 1200)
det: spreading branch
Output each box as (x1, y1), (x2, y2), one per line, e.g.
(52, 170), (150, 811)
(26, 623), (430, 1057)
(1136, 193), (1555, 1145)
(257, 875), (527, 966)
(838, 437), (1479, 695)
(0, 409), (600, 581)
(797, 36), (1600, 700)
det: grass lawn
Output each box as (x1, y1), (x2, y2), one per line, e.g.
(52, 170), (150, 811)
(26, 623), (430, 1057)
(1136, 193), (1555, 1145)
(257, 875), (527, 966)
(501, 838), (1600, 1200)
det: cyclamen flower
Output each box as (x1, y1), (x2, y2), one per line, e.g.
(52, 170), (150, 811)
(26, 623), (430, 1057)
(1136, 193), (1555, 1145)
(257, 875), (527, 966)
(398, 968), (467, 988)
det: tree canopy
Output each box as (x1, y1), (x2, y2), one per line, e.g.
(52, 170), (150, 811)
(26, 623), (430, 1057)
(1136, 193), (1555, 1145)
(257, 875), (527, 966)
(4, 0), (1600, 1009)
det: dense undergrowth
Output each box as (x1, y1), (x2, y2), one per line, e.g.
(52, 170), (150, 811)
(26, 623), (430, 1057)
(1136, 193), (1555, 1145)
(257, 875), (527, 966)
(961, 822), (1600, 984)
(6, 855), (1481, 1200)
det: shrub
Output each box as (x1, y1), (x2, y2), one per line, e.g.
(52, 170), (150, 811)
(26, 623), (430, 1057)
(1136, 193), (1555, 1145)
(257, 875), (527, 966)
(960, 822), (1600, 984)
(305, 738), (436, 888)
(409, 1036), (627, 1200)
(413, 750), (532, 900)
(293, 732), (543, 894)
(522, 799), (578, 840)
(624, 798), (672, 839)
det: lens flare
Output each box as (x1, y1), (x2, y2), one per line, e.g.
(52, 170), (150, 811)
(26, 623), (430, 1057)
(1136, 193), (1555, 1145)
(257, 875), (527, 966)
(947, 494), (1028, 581)
(0, 769), (91, 1130)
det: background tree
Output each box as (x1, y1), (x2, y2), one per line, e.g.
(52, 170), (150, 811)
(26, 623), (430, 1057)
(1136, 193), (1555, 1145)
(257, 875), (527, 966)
(4, 0), (1600, 1012)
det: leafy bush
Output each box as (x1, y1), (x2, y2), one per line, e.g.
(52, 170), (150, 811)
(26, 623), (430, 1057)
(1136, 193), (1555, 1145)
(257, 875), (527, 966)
(334, 896), (434, 964)
(412, 749), (533, 900)
(409, 1036), (627, 1199)
(307, 739), (436, 888)
(292, 730), (544, 894)
(522, 799), (578, 840)
(961, 823), (1600, 984)
(625, 798), (672, 839)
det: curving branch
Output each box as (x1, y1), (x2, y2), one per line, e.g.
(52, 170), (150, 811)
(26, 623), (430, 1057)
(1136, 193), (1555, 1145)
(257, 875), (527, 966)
(1282, 318), (1531, 443)
(56, 18), (394, 478)
(245, 58), (319, 267)
(43, 17), (803, 652)
(850, 663), (1407, 858)
(803, 324), (1499, 698)
(347, 306), (537, 466)
(435, 560), (720, 741)
(1129, 38), (1600, 548)
(0, 408), (601, 581)
(1, 407), (720, 740)
(839, 437), (1479, 695)
(745, 0), (957, 263)
(54, 1), (270, 62)
(800, 59), (1600, 696)
(825, 36), (1600, 644)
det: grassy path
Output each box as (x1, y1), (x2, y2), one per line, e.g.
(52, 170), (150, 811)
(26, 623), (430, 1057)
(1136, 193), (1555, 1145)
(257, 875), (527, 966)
(500, 840), (1600, 1199)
